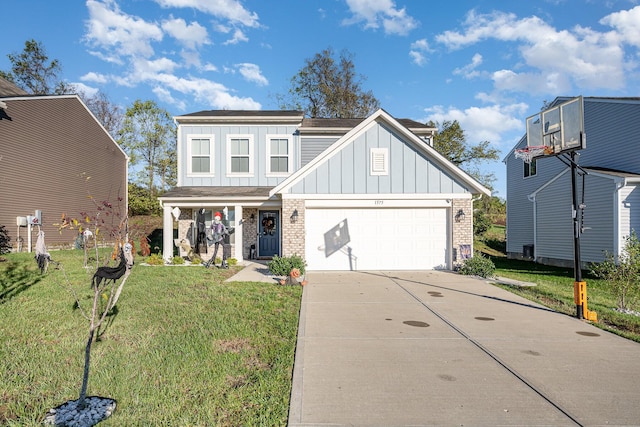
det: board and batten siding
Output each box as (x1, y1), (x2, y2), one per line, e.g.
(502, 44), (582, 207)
(289, 122), (467, 195)
(178, 124), (299, 187)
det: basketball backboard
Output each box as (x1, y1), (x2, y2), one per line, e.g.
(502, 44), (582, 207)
(525, 96), (585, 159)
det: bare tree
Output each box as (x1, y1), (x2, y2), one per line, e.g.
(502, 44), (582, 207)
(278, 47), (380, 118)
(80, 90), (124, 138)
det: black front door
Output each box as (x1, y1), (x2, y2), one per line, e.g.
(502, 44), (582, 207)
(259, 211), (279, 258)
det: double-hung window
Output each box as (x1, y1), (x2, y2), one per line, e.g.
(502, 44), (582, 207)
(188, 135), (214, 176)
(524, 159), (537, 178)
(227, 135), (254, 177)
(266, 135), (293, 176)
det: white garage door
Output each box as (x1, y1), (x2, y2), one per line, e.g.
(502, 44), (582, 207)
(305, 208), (449, 271)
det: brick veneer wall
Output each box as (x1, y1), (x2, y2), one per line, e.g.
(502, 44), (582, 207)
(452, 198), (473, 264)
(242, 208), (258, 260)
(282, 199), (305, 258)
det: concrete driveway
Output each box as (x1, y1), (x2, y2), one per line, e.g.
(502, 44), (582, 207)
(287, 270), (640, 427)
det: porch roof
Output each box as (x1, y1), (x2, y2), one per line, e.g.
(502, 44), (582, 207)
(159, 186), (274, 201)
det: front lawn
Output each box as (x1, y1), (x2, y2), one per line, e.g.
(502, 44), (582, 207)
(0, 250), (301, 426)
(490, 256), (640, 343)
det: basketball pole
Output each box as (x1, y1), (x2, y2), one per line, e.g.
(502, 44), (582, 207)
(570, 150), (597, 322)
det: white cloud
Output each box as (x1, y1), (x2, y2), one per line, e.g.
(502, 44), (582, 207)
(235, 63), (268, 86)
(453, 53), (483, 79)
(422, 103), (528, 146)
(435, 9), (633, 94)
(600, 6), (640, 48)
(80, 71), (109, 84)
(161, 17), (210, 49)
(153, 0), (260, 28)
(343, 0), (418, 36)
(85, 0), (163, 61)
(71, 82), (99, 97)
(149, 74), (261, 110)
(409, 38), (432, 66)
(223, 28), (249, 45)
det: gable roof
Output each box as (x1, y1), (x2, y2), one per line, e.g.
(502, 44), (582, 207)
(0, 76), (28, 97)
(175, 109), (304, 125)
(270, 108), (490, 197)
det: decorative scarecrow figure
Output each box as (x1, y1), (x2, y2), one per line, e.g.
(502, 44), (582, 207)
(205, 211), (231, 268)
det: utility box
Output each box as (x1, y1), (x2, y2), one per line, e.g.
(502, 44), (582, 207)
(523, 244), (534, 259)
(16, 216), (27, 227)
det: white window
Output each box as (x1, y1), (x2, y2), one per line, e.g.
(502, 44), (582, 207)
(370, 148), (388, 176)
(524, 159), (537, 178)
(226, 135), (254, 177)
(187, 135), (214, 176)
(266, 135), (293, 176)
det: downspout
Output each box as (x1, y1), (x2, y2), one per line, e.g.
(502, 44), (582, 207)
(614, 179), (625, 260)
(527, 193), (536, 261)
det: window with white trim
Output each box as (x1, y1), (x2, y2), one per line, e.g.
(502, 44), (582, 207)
(227, 135), (254, 176)
(266, 135), (293, 176)
(524, 159), (537, 178)
(187, 135), (214, 175)
(370, 148), (388, 175)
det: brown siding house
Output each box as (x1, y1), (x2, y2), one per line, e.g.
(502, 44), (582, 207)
(1, 81), (128, 250)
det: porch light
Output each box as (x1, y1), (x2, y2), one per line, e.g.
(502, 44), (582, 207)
(250, 213), (255, 224)
(455, 209), (466, 223)
(290, 209), (299, 223)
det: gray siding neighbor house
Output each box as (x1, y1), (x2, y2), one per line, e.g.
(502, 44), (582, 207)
(0, 77), (128, 250)
(505, 97), (640, 267)
(159, 108), (490, 271)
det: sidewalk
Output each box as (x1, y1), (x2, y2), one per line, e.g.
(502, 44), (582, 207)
(286, 270), (640, 426)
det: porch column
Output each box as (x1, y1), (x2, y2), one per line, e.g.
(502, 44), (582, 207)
(235, 205), (244, 262)
(162, 203), (174, 263)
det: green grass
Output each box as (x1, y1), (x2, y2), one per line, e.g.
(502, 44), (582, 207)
(0, 250), (301, 426)
(474, 228), (640, 343)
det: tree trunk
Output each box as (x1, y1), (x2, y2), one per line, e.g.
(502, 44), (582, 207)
(78, 327), (95, 409)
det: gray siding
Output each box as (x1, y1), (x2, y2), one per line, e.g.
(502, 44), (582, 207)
(579, 174), (615, 263)
(0, 97), (128, 247)
(535, 173), (574, 262)
(506, 98), (640, 260)
(301, 136), (338, 166)
(290, 122), (467, 195)
(505, 136), (566, 255)
(179, 124), (299, 187)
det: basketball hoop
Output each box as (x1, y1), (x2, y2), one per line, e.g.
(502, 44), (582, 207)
(514, 145), (554, 163)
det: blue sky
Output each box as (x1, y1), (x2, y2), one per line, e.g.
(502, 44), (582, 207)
(3, 0), (640, 198)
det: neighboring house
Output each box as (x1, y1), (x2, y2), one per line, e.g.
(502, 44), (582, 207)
(505, 97), (640, 267)
(159, 108), (490, 271)
(0, 77), (128, 250)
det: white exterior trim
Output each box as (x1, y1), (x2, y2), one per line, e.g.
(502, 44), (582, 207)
(270, 109), (491, 197)
(226, 134), (254, 177)
(281, 193), (471, 200)
(186, 134), (215, 177)
(265, 134), (293, 177)
(305, 199), (451, 208)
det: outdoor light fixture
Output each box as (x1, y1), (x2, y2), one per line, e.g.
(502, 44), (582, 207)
(290, 209), (299, 223)
(250, 213), (255, 224)
(455, 209), (466, 222)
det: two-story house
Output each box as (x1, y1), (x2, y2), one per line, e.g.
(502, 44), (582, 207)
(159, 108), (490, 271)
(0, 77), (128, 250)
(504, 97), (640, 267)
